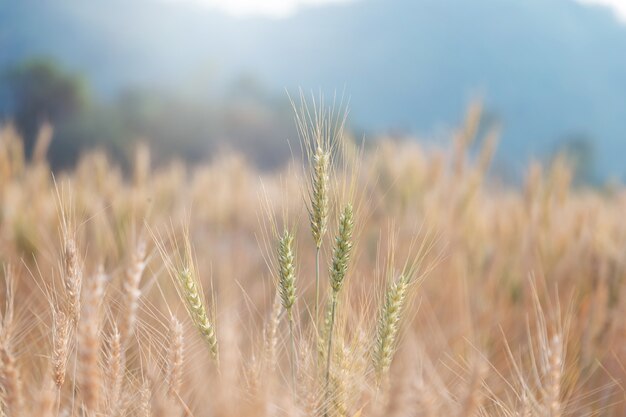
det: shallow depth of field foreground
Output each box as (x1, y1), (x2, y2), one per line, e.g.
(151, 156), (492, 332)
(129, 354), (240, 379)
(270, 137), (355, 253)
(1, 105), (626, 417)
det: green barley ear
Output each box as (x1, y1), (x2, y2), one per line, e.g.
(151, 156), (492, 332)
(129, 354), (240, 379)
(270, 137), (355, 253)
(372, 273), (409, 381)
(277, 229), (298, 398)
(329, 204), (354, 294)
(178, 267), (218, 361)
(278, 230), (297, 316)
(325, 204), (355, 385)
(150, 227), (219, 363)
(291, 92), (346, 328)
(310, 146), (330, 249)
(310, 145), (330, 329)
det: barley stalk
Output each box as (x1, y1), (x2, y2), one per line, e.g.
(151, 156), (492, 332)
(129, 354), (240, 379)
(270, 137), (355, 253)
(519, 391), (532, 417)
(414, 374), (436, 417)
(37, 380), (56, 417)
(458, 361), (486, 417)
(325, 292), (338, 380)
(318, 295), (334, 362)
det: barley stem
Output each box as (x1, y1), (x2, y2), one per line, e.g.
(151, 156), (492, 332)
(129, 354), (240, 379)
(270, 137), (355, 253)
(315, 247), (320, 330)
(315, 245), (320, 376)
(325, 293), (337, 387)
(288, 310), (297, 403)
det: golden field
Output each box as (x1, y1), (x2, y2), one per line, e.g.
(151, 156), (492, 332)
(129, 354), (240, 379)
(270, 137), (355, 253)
(0, 103), (625, 417)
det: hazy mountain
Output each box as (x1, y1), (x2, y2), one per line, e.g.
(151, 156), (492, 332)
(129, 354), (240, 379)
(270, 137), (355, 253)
(1, 0), (626, 179)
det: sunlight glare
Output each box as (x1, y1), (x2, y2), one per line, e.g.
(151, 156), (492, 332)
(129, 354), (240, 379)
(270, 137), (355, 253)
(578, 0), (626, 21)
(163, 0), (354, 18)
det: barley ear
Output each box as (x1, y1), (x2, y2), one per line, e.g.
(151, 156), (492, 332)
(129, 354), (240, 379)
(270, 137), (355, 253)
(277, 229), (298, 399)
(78, 268), (106, 412)
(107, 326), (124, 416)
(546, 333), (563, 417)
(51, 309), (70, 388)
(309, 147), (330, 249)
(263, 290), (282, 373)
(310, 145), (330, 331)
(329, 204), (354, 294)
(372, 273), (409, 382)
(306, 127), (331, 330)
(277, 230), (297, 317)
(166, 315), (184, 399)
(0, 343), (23, 417)
(120, 239), (146, 344)
(325, 204), (354, 386)
(138, 380), (152, 417)
(63, 237), (82, 324)
(178, 267), (218, 361)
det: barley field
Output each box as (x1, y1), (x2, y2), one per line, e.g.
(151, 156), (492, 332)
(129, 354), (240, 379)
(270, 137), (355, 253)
(0, 102), (625, 417)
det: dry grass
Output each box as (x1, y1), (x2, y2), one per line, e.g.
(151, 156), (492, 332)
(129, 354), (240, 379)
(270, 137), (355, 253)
(0, 103), (624, 417)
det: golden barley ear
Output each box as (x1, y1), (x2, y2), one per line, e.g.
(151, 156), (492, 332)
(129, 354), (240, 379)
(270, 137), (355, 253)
(77, 267), (106, 413)
(107, 326), (124, 415)
(545, 333), (563, 417)
(166, 315), (184, 399)
(0, 267), (22, 417)
(63, 235), (82, 325)
(51, 308), (70, 388)
(263, 290), (282, 373)
(138, 380), (152, 417)
(0, 343), (23, 417)
(120, 239), (147, 344)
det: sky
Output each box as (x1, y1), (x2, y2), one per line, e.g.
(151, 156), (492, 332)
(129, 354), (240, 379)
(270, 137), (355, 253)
(3, 0), (626, 179)
(164, 0), (626, 20)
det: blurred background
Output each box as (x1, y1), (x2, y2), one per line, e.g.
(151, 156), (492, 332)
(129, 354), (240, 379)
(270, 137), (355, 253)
(1, 0), (625, 183)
